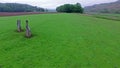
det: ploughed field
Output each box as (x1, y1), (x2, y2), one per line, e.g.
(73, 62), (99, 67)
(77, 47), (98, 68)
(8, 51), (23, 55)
(0, 12), (45, 16)
(0, 13), (120, 68)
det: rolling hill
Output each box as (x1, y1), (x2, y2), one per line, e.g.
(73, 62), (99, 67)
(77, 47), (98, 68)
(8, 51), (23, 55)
(84, 0), (120, 13)
(0, 3), (44, 12)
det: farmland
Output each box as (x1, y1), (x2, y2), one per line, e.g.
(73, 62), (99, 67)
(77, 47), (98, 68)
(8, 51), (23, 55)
(0, 12), (45, 16)
(90, 13), (120, 21)
(0, 13), (120, 68)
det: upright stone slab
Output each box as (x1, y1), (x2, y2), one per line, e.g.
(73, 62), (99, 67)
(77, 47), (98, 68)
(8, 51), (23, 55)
(17, 20), (22, 32)
(26, 20), (32, 38)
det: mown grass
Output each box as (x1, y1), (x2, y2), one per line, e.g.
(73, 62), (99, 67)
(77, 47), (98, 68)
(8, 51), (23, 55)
(89, 13), (120, 21)
(0, 13), (120, 68)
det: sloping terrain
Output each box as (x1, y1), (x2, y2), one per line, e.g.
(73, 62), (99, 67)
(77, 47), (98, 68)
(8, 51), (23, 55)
(84, 0), (120, 13)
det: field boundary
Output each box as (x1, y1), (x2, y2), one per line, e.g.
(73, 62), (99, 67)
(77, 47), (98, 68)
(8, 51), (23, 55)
(85, 13), (120, 21)
(0, 12), (58, 17)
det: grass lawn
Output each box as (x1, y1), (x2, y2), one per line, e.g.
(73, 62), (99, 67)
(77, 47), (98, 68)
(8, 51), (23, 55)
(89, 13), (120, 21)
(0, 13), (120, 68)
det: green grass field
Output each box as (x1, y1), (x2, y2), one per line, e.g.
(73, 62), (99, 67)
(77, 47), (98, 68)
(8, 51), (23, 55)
(0, 13), (120, 68)
(89, 13), (120, 21)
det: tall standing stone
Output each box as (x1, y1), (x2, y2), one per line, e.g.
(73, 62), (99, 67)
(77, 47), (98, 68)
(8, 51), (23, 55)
(17, 20), (22, 32)
(26, 20), (32, 38)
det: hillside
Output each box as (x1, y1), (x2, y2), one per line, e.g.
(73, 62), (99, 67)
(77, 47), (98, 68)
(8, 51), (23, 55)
(84, 0), (120, 13)
(0, 3), (44, 12)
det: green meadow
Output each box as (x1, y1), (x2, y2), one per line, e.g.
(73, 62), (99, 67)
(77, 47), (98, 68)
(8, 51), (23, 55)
(91, 13), (120, 21)
(0, 13), (120, 68)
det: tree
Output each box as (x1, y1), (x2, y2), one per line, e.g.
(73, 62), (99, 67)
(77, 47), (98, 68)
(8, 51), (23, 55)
(74, 3), (84, 13)
(56, 3), (84, 13)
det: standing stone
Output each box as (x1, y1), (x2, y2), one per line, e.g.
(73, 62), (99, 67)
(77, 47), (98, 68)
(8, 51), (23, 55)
(17, 20), (22, 32)
(26, 20), (32, 38)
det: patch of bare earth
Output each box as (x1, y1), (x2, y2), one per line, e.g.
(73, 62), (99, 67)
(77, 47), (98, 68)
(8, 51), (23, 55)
(0, 12), (57, 16)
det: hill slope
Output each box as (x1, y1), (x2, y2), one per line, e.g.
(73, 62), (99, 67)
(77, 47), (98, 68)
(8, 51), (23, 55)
(0, 3), (44, 12)
(84, 0), (120, 13)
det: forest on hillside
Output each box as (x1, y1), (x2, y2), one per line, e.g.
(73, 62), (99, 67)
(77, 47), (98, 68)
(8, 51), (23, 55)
(0, 3), (45, 12)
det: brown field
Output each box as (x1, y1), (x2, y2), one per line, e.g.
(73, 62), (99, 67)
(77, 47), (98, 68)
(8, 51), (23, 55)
(0, 12), (55, 16)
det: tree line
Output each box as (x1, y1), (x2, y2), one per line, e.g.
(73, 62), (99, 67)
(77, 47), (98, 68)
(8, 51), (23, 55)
(56, 3), (84, 13)
(0, 3), (45, 12)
